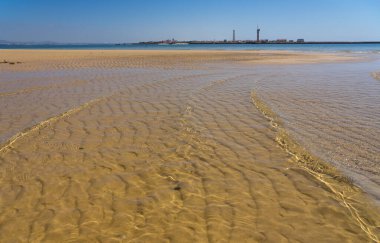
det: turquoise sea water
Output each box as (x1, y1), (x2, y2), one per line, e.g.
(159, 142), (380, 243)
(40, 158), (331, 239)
(1, 43), (380, 53)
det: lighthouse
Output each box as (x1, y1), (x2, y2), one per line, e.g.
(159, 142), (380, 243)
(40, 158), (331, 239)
(256, 26), (260, 43)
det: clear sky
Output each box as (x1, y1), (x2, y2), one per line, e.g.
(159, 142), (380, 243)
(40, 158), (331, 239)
(1, 0), (379, 43)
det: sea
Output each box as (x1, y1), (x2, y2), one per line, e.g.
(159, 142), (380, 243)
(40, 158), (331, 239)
(1, 43), (380, 53)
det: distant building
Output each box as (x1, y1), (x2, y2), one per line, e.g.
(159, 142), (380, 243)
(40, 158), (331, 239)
(276, 39), (287, 43)
(297, 39), (305, 43)
(289, 40), (294, 43)
(233, 30), (236, 42)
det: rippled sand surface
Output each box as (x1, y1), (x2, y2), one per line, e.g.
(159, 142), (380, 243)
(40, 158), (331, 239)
(0, 50), (379, 242)
(253, 61), (380, 202)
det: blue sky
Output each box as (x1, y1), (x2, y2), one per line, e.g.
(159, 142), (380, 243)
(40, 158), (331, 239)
(0, 0), (379, 43)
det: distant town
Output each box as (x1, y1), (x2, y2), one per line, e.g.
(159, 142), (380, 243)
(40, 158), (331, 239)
(137, 27), (380, 45)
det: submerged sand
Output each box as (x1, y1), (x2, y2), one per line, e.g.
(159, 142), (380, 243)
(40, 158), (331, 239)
(373, 72), (380, 81)
(0, 50), (379, 242)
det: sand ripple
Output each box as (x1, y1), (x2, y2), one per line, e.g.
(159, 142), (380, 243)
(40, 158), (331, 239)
(252, 62), (380, 203)
(0, 51), (379, 242)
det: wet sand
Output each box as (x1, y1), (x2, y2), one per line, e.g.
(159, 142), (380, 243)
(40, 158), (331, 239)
(252, 62), (380, 204)
(0, 50), (379, 242)
(373, 72), (380, 81)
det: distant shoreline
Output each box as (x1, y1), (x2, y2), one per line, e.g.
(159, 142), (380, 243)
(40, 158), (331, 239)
(1, 41), (380, 46)
(2, 42), (380, 53)
(138, 41), (380, 45)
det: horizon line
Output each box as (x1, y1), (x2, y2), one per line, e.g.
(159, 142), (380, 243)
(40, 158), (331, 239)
(2, 40), (380, 45)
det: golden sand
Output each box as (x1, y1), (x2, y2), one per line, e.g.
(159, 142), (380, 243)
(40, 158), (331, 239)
(0, 49), (357, 71)
(0, 50), (379, 242)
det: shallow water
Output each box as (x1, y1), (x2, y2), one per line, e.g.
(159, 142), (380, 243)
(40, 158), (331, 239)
(252, 59), (380, 202)
(0, 55), (379, 241)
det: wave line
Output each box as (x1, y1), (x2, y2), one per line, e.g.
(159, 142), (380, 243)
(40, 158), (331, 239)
(0, 97), (105, 154)
(251, 90), (379, 242)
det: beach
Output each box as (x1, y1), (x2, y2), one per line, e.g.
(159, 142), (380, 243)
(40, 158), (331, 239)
(0, 50), (379, 242)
